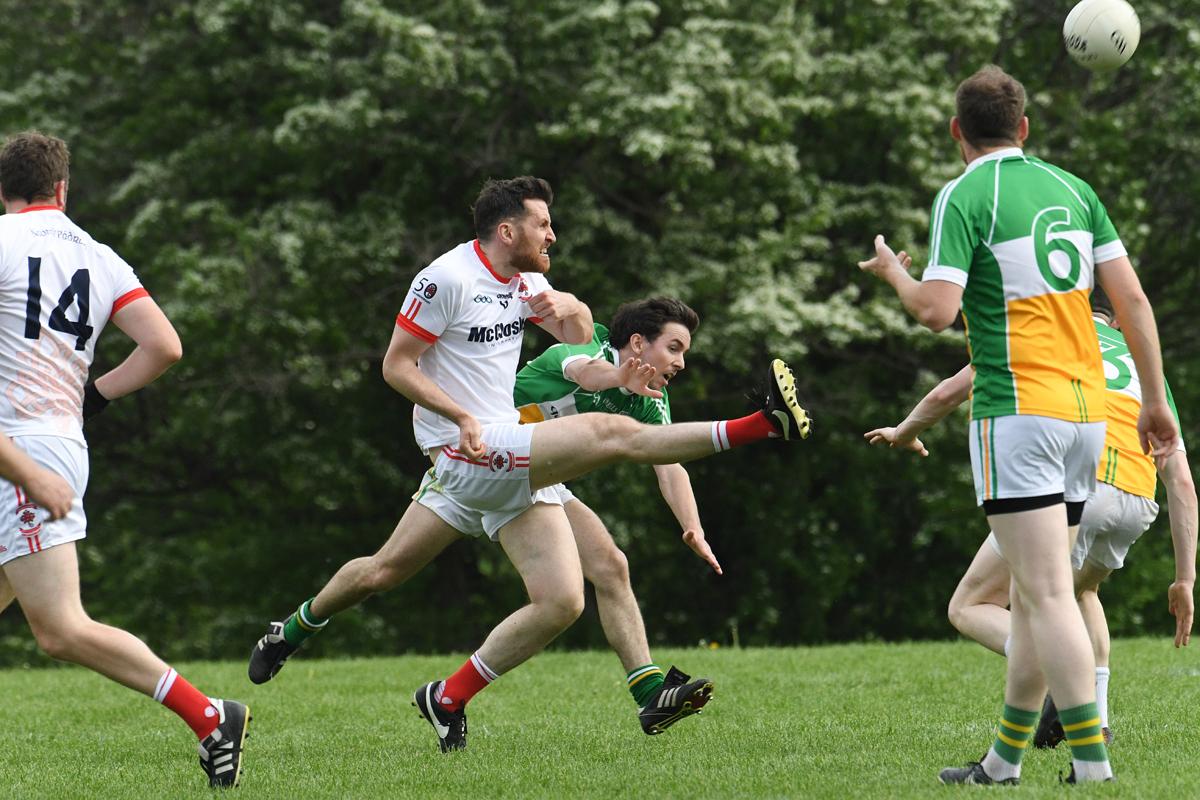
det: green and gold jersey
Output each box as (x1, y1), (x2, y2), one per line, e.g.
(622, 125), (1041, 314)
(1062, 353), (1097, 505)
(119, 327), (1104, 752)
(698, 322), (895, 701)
(923, 148), (1126, 424)
(513, 324), (672, 426)
(1095, 319), (1184, 499)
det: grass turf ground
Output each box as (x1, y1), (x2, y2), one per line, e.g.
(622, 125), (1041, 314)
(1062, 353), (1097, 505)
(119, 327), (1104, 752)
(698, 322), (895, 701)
(1, 638), (1197, 799)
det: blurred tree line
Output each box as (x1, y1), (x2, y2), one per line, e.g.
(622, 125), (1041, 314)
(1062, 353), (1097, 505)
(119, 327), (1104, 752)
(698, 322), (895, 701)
(1, 0), (1197, 665)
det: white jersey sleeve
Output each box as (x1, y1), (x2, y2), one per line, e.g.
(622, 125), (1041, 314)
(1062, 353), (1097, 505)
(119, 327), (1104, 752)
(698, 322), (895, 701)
(395, 260), (468, 343)
(516, 272), (552, 322)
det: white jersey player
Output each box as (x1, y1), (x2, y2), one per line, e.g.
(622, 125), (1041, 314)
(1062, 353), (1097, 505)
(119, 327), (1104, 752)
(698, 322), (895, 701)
(249, 177), (811, 754)
(0, 132), (248, 788)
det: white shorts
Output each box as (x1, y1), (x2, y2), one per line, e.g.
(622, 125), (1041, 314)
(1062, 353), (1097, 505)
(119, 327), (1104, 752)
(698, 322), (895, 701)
(1071, 481), (1159, 570)
(0, 436), (89, 565)
(969, 416), (1105, 507)
(985, 482), (1159, 571)
(414, 423), (562, 541)
(553, 483), (576, 504)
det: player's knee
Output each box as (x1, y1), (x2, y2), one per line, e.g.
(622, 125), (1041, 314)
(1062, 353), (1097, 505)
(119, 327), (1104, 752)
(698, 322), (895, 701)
(540, 586), (585, 629)
(364, 559), (408, 594)
(31, 624), (78, 662)
(589, 546), (630, 594)
(946, 598), (966, 633)
(589, 413), (640, 448)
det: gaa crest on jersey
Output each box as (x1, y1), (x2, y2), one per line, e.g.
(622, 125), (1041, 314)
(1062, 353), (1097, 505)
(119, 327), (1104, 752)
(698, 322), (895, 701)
(423, 283), (438, 299)
(17, 503), (41, 537)
(517, 278), (534, 303)
(489, 450), (516, 473)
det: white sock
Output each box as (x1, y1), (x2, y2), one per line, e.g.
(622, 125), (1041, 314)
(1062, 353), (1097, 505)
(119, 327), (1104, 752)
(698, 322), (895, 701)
(711, 421), (730, 452)
(1072, 758), (1114, 782)
(1003, 636), (1011, 657)
(1095, 667), (1110, 728)
(981, 747), (1020, 781)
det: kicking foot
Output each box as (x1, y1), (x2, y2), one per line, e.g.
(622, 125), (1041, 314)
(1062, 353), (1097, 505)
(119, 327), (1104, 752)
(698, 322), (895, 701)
(413, 681), (467, 752)
(199, 699), (250, 788)
(638, 666), (714, 735)
(937, 761), (1018, 786)
(248, 618), (302, 684)
(756, 359), (811, 440)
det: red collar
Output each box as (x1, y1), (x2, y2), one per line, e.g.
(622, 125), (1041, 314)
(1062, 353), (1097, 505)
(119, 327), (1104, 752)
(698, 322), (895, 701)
(473, 239), (514, 285)
(17, 205), (63, 214)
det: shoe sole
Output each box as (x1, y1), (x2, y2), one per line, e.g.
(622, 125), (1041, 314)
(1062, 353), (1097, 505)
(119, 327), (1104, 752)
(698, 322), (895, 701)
(645, 680), (714, 735)
(770, 359), (811, 440)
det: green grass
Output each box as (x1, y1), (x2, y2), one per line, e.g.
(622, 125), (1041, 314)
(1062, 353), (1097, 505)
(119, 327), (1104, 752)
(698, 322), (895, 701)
(1, 639), (1198, 798)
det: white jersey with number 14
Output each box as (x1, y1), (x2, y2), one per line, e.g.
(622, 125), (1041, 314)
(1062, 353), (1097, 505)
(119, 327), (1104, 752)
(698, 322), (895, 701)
(0, 207), (146, 444)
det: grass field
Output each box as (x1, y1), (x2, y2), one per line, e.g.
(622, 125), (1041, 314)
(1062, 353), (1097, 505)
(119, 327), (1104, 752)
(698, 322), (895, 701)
(1, 639), (1197, 799)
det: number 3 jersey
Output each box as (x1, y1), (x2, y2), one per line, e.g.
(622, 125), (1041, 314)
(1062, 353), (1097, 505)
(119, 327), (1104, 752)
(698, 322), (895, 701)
(1095, 319), (1184, 500)
(0, 207), (146, 443)
(923, 148), (1126, 424)
(395, 239), (551, 453)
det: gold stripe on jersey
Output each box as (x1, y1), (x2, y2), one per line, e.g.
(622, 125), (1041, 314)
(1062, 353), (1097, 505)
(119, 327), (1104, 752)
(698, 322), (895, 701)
(1097, 391), (1157, 499)
(1005, 289), (1105, 423)
(517, 404), (546, 424)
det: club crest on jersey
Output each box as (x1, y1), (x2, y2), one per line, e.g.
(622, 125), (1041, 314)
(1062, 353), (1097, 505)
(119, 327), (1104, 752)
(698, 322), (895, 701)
(517, 278), (534, 303)
(423, 283), (438, 299)
(17, 503), (41, 537)
(489, 450), (516, 473)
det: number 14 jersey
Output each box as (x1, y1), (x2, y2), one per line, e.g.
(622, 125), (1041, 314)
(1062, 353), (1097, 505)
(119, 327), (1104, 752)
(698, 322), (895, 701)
(0, 207), (146, 443)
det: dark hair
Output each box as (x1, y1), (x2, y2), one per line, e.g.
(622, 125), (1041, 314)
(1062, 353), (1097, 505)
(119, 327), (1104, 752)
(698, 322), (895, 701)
(955, 66), (1025, 148)
(1091, 282), (1114, 320)
(473, 176), (554, 241)
(0, 132), (70, 204)
(608, 296), (700, 350)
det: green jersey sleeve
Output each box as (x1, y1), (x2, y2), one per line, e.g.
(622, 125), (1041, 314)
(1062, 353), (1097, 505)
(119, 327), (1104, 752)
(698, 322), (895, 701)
(513, 324), (608, 407)
(1082, 182), (1126, 264)
(923, 178), (987, 288)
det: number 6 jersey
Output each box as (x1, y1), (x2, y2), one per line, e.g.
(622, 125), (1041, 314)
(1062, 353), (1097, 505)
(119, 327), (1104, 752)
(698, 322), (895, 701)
(0, 206), (146, 443)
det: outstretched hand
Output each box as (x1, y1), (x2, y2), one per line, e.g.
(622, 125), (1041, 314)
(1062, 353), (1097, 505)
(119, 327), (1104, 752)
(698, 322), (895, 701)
(617, 357), (663, 399)
(863, 426), (928, 457)
(857, 235), (912, 279)
(1169, 580), (1194, 648)
(682, 528), (722, 575)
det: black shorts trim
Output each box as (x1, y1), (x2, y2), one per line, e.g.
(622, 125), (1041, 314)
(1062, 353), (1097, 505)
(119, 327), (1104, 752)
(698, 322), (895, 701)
(1066, 501), (1086, 527)
(983, 493), (1065, 517)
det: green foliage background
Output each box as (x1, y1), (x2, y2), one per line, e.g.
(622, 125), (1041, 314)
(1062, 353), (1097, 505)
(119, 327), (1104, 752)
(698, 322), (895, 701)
(0, 0), (1196, 664)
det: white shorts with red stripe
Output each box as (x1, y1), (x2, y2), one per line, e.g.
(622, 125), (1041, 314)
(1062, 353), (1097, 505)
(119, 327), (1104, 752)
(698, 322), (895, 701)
(0, 435), (89, 565)
(413, 422), (562, 540)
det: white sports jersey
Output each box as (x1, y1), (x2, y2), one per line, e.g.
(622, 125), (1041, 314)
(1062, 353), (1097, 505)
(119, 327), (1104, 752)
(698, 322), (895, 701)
(0, 207), (145, 444)
(396, 240), (551, 453)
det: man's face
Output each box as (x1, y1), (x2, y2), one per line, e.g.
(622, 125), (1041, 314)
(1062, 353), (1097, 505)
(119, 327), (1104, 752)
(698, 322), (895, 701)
(632, 322), (691, 391)
(508, 199), (555, 274)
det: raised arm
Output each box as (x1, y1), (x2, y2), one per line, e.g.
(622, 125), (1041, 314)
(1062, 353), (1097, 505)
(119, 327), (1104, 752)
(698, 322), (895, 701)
(1096, 257), (1178, 457)
(564, 357), (663, 398)
(858, 235), (964, 332)
(382, 326), (485, 459)
(864, 365), (973, 456)
(531, 290), (593, 345)
(653, 463), (720, 574)
(89, 296), (183, 407)
(1159, 449), (1197, 647)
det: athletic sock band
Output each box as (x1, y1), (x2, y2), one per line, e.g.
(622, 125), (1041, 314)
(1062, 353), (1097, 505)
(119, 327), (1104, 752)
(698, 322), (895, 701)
(283, 598), (329, 647)
(1060, 701), (1109, 764)
(627, 664), (664, 707)
(155, 668), (220, 739)
(435, 651), (498, 710)
(990, 703), (1039, 766)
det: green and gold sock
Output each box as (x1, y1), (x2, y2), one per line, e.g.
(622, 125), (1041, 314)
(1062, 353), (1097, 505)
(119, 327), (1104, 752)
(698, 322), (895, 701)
(282, 598), (329, 647)
(627, 664), (664, 707)
(987, 704), (1039, 778)
(1060, 701), (1110, 770)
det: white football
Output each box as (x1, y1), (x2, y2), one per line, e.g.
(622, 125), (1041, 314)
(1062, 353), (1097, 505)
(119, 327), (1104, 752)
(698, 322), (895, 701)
(1063, 0), (1141, 71)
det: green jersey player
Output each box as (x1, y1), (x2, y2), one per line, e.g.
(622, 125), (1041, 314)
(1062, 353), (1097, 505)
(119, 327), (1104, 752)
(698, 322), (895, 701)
(513, 296), (719, 734)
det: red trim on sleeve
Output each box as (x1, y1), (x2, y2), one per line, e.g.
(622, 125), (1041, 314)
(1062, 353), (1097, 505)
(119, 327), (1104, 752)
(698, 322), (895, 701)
(396, 313), (437, 343)
(473, 239), (513, 285)
(110, 287), (150, 317)
(17, 205), (64, 214)
(528, 317), (544, 324)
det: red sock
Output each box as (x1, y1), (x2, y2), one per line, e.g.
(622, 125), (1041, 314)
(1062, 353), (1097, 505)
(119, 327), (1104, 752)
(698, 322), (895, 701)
(434, 652), (498, 710)
(154, 668), (219, 739)
(712, 412), (778, 451)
